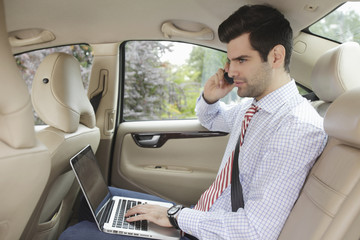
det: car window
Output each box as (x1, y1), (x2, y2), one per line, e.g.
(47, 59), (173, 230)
(308, 2), (360, 44)
(15, 44), (93, 125)
(122, 41), (240, 121)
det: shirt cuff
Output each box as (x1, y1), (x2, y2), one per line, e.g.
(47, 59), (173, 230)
(201, 92), (219, 105)
(196, 93), (220, 116)
(178, 208), (205, 238)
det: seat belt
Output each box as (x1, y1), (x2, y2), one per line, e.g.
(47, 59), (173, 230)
(89, 69), (108, 113)
(231, 136), (244, 211)
(90, 91), (103, 113)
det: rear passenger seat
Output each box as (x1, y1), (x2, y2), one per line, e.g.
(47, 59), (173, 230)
(310, 42), (360, 117)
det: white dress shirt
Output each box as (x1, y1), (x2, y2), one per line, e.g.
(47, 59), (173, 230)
(178, 80), (328, 240)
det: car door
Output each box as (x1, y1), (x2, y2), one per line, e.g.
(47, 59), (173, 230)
(110, 40), (237, 206)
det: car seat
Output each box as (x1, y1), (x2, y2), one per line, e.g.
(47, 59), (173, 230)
(310, 41), (360, 116)
(0, 1), (50, 239)
(20, 52), (100, 240)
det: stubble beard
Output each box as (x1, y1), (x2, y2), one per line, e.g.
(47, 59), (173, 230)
(236, 62), (272, 99)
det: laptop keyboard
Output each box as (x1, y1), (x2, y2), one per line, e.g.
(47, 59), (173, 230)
(112, 199), (148, 231)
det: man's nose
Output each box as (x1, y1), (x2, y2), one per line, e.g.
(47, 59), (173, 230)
(227, 62), (237, 78)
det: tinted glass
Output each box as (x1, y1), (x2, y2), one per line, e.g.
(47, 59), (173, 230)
(123, 41), (240, 121)
(309, 2), (360, 44)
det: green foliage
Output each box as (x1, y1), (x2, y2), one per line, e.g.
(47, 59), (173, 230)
(123, 41), (228, 121)
(124, 41), (170, 120)
(162, 46), (204, 119)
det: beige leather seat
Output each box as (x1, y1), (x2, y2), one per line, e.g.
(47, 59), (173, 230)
(0, 1), (50, 240)
(279, 91), (360, 237)
(20, 53), (100, 240)
(310, 41), (360, 117)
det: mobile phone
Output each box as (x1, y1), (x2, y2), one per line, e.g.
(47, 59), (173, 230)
(224, 72), (234, 84)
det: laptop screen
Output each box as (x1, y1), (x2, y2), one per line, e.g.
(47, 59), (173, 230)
(70, 145), (111, 223)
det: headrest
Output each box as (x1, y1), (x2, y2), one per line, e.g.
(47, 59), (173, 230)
(312, 42), (360, 102)
(32, 53), (96, 133)
(324, 87), (360, 148)
(0, 1), (36, 148)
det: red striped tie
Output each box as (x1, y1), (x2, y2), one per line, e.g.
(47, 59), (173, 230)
(194, 105), (258, 211)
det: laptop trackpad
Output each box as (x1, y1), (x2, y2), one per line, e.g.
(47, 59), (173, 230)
(148, 222), (180, 239)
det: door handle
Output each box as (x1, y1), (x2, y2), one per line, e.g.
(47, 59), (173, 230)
(134, 134), (161, 148)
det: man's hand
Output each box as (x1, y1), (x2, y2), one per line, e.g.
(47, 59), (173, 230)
(125, 204), (172, 228)
(203, 65), (235, 104)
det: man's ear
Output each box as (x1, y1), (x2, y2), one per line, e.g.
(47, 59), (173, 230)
(268, 44), (286, 69)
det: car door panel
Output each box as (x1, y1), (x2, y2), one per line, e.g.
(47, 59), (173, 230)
(111, 120), (229, 206)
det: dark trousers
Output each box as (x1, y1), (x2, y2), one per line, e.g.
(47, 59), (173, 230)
(59, 187), (196, 240)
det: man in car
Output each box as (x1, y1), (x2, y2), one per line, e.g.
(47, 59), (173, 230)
(60, 4), (327, 240)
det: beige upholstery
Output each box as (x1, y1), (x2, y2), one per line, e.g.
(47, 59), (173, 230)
(32, 53), (96, 133)
(0, 0), (50, 239)
(311, 42), (360, 116)
(21, 53), (100, 240)
(279, 87), (360, 240)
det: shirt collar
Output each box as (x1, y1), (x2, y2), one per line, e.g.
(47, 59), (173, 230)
(252, 80), (299, 114)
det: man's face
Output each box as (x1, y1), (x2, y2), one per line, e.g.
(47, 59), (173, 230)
(227, 33), (273, 100)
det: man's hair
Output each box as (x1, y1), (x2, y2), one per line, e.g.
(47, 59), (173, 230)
(218, 5), (293, 73)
